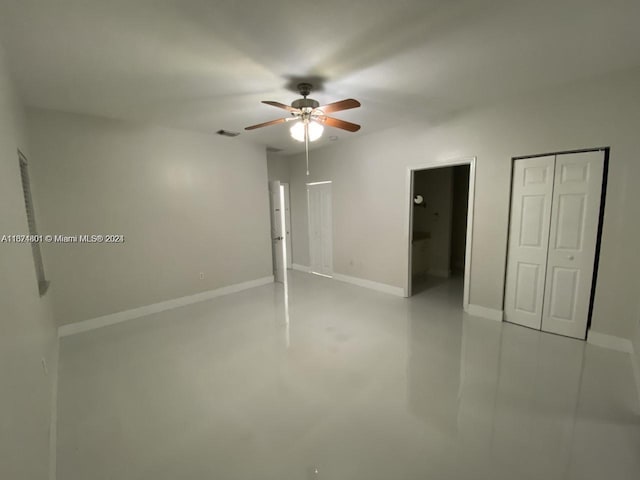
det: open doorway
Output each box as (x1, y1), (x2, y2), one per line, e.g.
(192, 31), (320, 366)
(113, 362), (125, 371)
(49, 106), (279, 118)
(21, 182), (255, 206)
(406, 158), (475, 306)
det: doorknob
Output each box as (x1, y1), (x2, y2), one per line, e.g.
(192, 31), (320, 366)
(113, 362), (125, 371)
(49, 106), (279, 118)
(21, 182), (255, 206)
(273, 236), (283, 241)
(567, 255), (574, 260)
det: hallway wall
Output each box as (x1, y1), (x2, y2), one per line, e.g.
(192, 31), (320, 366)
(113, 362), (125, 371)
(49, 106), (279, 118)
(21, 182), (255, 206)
(0, 44), (57, 480)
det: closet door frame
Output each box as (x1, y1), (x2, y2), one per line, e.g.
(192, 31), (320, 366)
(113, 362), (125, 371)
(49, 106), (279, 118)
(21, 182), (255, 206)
(503, 147), (609, 338)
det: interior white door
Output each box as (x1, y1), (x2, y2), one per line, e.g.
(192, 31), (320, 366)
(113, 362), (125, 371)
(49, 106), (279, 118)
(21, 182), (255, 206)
(541, 151), (604, 339)
(282, 183), (293, 269)
(504, 156), (555, 329)
(307, 182), (333, 276)
(269, 181), (285, 283)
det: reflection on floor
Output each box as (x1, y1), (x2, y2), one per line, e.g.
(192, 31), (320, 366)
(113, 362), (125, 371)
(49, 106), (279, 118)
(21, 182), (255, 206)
(411, 272), (460, 295)
(57, 271), (640, 480)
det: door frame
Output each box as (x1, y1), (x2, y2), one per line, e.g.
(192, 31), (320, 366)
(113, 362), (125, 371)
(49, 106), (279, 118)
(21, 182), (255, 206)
(281, 182), (292, 269)
(404, 157), (476, 309)
(268, 180), (287, 283)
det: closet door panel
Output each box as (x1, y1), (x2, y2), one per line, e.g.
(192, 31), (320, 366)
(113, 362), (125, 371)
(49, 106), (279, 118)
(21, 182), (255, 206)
(504, 156), (555, 329)
(541, 151), (604, 339)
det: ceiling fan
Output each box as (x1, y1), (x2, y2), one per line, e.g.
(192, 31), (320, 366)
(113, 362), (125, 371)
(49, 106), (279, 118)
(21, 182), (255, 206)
(245, 82), (361, 137)
(245, 83), (361, 175)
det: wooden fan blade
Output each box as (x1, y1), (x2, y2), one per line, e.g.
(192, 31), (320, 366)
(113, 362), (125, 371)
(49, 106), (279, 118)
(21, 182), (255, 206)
(318, 116), (361, 132)
(262, 101), (301, 114)
(244, 118), (288, 130)
(316, 98), (360, 114)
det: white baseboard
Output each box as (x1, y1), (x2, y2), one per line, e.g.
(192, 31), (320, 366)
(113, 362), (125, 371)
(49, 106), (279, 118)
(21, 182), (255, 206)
(292, 265), (404, 297)
(58, 276), (274, 337)
(587, 331), (634, 353)
(332, 272), (405, 297)
(466, 304), (504, 322)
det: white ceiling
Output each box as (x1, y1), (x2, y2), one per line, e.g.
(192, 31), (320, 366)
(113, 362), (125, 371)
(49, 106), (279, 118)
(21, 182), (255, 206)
(1, 0), (639, 153)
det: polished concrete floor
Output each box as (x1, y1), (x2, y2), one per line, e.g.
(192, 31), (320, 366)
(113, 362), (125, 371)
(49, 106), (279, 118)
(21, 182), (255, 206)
(57, 271), (640, 480)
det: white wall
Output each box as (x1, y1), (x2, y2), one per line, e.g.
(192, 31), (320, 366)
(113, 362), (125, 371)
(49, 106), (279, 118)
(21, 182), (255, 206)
(633, 299), (640, 403)
(267, 151), (290, 183)
(0, 46), (57, 480)
(287, 67), (640, 341)
(26, 109), (273, 325)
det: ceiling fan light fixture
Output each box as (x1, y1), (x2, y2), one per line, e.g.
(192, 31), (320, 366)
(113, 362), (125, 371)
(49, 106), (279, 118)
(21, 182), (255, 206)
(290, 121), (323, 142)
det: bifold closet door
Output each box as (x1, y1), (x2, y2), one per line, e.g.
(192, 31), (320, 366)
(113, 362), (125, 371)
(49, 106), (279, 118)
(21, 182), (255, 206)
(541, 151), (604, 339)
(504, 156), (555, 329)
(505, 151), (604, 339)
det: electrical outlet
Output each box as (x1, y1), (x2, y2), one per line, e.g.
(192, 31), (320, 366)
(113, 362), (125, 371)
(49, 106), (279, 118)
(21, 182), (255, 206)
(199, 272), (205, 280)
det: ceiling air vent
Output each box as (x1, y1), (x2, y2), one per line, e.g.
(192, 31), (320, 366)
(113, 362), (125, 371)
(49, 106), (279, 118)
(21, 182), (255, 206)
(216, 129), (240, 137)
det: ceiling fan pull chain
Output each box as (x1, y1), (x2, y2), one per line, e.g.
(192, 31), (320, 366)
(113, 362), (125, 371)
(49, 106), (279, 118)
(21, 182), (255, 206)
(305, 122), (310, 176)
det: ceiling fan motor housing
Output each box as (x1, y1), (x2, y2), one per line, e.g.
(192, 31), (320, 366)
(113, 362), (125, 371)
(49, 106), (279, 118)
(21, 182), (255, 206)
(292, 82), (319, 111)
(292, 98), (320, 110)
